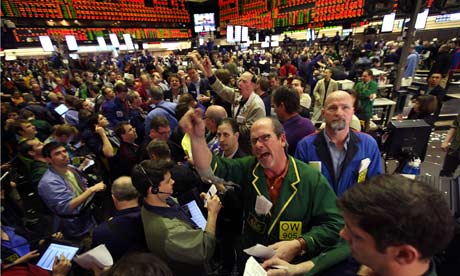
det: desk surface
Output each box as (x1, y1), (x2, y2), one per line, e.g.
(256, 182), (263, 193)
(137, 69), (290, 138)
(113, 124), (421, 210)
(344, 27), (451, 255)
(374, 97), (396, 106)
(378, 84), (394, 89)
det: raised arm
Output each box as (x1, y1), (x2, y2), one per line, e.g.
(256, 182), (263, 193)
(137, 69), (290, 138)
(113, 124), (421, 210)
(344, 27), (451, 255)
(179, 108), (212, 173)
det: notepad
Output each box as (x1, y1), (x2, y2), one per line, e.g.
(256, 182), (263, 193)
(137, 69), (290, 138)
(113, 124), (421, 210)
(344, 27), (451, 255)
(184, 200), (207, 230)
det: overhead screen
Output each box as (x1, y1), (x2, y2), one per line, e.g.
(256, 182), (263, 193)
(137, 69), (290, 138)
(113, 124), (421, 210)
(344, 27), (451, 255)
(123, 33), (135, 50)
(415, 9), (429, 29)
(226, 25), (234, 43)
(381, 13), (396, 33)
(109, 33), (120, 48)
(39, 36), (54, 52)
(193, 13), (216, 33)
(65, 35), (79, 51)
(241, 26), (249, 42)
(234, 25), (242, 43)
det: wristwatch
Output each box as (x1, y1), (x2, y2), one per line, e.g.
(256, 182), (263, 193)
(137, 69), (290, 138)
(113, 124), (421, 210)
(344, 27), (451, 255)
(296, 237), (307, 256)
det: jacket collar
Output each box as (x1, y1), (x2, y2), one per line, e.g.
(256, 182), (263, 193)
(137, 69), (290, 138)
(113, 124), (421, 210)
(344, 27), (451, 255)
(313, 129), (360, 192)
(251, 156), (301, 235)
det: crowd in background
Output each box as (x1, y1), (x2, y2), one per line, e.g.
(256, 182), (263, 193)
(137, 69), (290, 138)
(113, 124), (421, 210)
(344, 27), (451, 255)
(1, 33), (459, 275)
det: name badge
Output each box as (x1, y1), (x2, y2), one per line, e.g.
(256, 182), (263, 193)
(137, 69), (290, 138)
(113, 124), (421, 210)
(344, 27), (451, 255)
(247, 213), (267, 234)
(236, 115), (246, 124)
(116, 111), (124, 118)
(309, 161), (321, 172)
(279, 221), (302, 240)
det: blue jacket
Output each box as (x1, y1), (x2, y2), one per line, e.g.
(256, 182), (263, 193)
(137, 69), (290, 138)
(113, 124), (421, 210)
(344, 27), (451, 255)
(38, 166), (95, 238)
(295, 130), (382, 196)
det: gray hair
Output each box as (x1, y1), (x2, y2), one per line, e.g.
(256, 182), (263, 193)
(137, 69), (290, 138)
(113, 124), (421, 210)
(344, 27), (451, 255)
(111, 176), (140, 201)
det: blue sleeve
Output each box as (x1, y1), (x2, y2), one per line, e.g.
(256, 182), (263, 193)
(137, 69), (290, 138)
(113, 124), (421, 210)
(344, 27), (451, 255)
(366, 137), (383, 177)
(38, 177), (80, 216)
(294, 138), (311, 163)
(145, 114), (152, 135)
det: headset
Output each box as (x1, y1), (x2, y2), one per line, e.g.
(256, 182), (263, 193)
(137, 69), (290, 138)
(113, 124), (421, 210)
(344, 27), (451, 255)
(137, 163), (172, 195)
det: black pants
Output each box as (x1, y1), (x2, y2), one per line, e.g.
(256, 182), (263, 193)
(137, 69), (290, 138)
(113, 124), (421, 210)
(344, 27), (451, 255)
(440, 150), (460, 177)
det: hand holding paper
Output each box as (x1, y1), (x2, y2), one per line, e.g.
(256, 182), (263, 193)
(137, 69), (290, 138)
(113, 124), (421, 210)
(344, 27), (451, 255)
(74, 244), (113, 270)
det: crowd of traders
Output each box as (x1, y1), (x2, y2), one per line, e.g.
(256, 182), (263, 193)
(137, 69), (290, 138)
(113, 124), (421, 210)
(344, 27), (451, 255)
(1, 34), (459, 275)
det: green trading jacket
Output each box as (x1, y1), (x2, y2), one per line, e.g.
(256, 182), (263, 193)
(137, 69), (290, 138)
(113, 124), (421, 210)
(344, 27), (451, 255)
(354, 80), (378, 117)
(212, 155), (344, 261)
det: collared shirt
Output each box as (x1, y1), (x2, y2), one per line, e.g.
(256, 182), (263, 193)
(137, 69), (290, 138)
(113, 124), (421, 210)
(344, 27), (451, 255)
(264, 159), (289, 205)
(143, 198), (197, 228)
(324, 131), (350, 183)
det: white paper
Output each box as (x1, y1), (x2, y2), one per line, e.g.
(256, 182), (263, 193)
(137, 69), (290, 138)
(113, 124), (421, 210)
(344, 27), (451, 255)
(204, 184), (217, 208)
(255, 195), (272, 215)
(359, 158), (371, 173)
(243, 244), (275, 259)
(74, 244), (113, 269)
(243, 256), (267, 276)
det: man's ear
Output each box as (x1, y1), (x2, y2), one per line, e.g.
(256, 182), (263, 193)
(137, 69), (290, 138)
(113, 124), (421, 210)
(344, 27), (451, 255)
(388, 245), (419, 266)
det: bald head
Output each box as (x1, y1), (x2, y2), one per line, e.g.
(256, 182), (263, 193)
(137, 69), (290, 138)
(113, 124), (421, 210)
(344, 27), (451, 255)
(322, 90), (355, 133)
(205, 105), (228, 133)
(324, 90), (354, 107)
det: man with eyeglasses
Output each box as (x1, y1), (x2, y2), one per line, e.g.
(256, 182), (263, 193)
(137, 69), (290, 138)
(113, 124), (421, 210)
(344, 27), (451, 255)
(180, 110), (344, 273)
(138, 116), (186, 164)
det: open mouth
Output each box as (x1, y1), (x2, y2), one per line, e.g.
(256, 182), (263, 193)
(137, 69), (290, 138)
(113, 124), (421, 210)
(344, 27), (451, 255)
(259, 152), (271, 159)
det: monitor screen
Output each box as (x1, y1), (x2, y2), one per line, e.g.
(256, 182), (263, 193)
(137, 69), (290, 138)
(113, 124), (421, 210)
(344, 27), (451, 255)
(65, 35), (78, 51)
(306, 28), (317, 41)
(241, 26), (249, 42)
(381, 13), (396, 33)
(123, 33), (135, 50)
(97, 36), (108, 50)
(415, 9), (429, 29)
(342, 28), (352, 37)
(193, 13), (216, 33)
(226, 25), (234, 43)
(109, 33), (120, 48)
(39, 36), (55, 52)
(234, 25), (242, 43)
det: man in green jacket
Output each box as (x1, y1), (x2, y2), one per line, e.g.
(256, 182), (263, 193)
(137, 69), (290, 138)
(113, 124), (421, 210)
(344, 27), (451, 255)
(180, 110), (344, 272)
(354, 69), (377, 132)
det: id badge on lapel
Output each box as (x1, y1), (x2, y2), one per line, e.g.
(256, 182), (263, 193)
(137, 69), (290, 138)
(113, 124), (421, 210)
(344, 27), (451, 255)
(279, 221), (302, 240)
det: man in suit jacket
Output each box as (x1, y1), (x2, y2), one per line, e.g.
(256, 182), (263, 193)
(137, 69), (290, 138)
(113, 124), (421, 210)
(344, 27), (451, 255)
(216, 118), (247, 159)
(186, 65), (212, 106)
(312, 69), (338, 121)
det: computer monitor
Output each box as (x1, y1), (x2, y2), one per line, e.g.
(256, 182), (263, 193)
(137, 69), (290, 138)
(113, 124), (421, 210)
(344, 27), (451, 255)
(385, 119), (432, 161)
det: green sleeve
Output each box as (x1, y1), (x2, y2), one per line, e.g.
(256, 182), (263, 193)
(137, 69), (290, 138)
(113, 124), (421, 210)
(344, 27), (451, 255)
(164, 222), (216, 265)
(211, 155), (255, 185)
(300, 171), (344, 257)
(305, 240), (351, 276)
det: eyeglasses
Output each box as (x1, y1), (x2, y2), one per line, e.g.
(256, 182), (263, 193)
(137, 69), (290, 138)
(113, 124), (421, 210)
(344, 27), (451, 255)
(250, 133), (272, 145)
